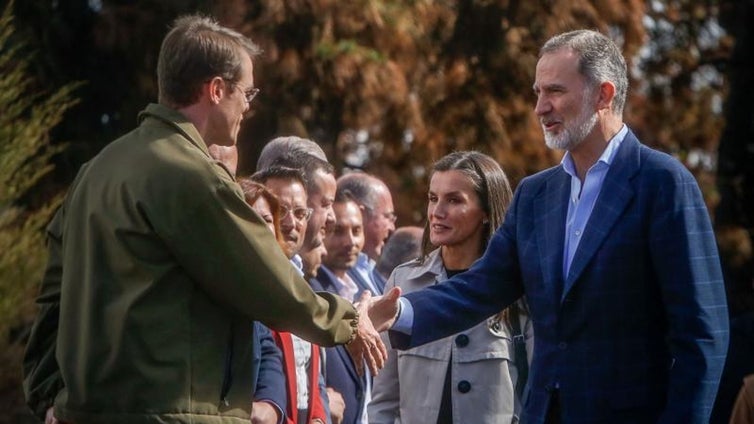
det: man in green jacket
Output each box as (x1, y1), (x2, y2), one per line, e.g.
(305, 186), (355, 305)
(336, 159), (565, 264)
(23, 14), (398, 424)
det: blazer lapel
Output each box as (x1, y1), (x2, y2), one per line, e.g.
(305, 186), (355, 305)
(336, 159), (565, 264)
(371, 269), (387, 294)
(337, 345), (363, 386)
(562, 133), (640, 299)
(534, 169), (570, 302)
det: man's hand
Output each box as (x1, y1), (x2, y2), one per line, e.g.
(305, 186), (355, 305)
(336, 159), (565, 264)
(368, 286), (402, 332)
(326, 387), (345, 424)
(346, 288), (401, 376)
(251, 400), (281, 424)
(45, 407), (66, 424)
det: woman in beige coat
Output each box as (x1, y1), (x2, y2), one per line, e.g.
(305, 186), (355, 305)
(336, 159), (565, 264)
(369, 151), (533, 424)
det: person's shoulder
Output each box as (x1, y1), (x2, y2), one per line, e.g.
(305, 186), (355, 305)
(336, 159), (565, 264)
(636, 142), (695, 184)
(515, 164), (564, 195)
(390, 251), (440, 286)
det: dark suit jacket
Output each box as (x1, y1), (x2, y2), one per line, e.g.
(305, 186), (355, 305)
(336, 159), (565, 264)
(252, 322), (286, 413)
(347, 253), (387, 296)
(391, 130), (729, 424)
(312, 268), (369, 424)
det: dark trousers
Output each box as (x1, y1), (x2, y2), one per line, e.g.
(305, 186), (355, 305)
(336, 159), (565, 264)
(545, 390), (562, 424)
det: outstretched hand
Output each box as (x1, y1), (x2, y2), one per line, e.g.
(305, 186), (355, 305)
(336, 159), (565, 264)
(368, 286), (402, 332)
(346, 287), (401, 376)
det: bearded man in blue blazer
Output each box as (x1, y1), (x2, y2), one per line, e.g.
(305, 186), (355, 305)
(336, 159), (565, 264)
(377, 29), (730, 424)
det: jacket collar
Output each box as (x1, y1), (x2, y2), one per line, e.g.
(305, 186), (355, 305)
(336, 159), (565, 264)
(398, 248), (446, 282)
(138, 103), (211, 158)
(534, 127), (641, 303)
(562, 128), (640, 295)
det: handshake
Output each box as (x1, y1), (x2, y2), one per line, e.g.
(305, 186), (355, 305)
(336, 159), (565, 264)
(345, 286), (402, 376)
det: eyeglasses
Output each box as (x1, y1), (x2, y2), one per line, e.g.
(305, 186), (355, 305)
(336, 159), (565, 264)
(382, 211), (397, 223)
(366, 207), (397, 223)
(235, 85), (260, 104)
(225, 80), (260, 104)
(281, 205), (313, 222)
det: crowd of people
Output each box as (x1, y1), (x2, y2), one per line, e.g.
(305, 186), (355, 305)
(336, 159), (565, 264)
(21, 12), (751, 424)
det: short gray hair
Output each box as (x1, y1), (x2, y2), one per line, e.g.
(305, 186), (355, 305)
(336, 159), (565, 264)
(540, 29), (628, 115)
(256, 136), (327, 171)
(336, 172), (383, 213)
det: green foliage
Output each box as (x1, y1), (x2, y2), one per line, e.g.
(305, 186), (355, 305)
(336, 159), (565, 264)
(0, 2), (79, 419)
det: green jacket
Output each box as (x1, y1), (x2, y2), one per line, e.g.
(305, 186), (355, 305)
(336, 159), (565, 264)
(23, 104), (357, 423)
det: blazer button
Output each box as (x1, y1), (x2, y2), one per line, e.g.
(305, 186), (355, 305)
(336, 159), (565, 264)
(457, 380), (471, 393)
(558, 342), (567, 350)
(455, 334), (470, 347)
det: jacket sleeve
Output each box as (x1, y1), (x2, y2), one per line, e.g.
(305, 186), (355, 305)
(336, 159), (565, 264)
(23, 207), (65, 420)
(253, 323), (287, 416)
(368, 276), (401, 424)
(151, 160), (357, 347)
(650, 163), (729, 423)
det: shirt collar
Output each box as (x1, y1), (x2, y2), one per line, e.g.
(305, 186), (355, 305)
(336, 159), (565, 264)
(356, 252), (375, 272)
(290, 255), (304, 276)
(561, 124), (628, 178)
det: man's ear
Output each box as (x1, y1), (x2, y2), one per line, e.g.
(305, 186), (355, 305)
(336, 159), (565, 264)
(597, 81), (616, 111)
(206, 76), (225, 105)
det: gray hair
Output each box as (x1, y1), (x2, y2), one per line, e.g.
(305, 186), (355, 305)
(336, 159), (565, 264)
(540, 29), (628, 115)
(336, 172), (384, 213)
(256, 136), (328, 171)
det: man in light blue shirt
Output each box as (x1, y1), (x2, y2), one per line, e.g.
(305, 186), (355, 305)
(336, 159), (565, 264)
(380, 29), (728, 424)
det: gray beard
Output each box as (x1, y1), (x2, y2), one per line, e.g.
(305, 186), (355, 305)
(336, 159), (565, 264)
(544, 109), (599, 151)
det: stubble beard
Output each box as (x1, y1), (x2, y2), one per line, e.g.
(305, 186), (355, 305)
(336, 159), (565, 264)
(544, 99), (599, 152)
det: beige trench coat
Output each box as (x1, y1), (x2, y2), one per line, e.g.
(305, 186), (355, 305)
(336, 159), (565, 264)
(369, 249), (533, 424)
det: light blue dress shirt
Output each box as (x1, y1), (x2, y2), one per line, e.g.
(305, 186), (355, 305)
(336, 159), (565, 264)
(561, 125), (627, 281)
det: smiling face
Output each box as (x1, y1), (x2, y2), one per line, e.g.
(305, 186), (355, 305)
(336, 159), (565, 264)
(303, 169), (336, 252)
(534, 48), (599, 151)
(323, 200), (364, 275)
(263, 177), (308, 259)
(427, 170), (488, 252)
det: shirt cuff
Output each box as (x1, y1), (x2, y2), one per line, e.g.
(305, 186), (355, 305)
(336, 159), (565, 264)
(392, 297), (414, 334)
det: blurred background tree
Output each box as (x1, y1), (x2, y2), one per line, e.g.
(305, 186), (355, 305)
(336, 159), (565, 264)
(1, 0), (750, 421)
(0, 1), (79, 421)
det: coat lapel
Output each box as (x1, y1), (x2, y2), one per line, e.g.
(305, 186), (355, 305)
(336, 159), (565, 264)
(337, 344), (363, 386)
(562, 132), (640, 299)
(534, 169), (570, 302)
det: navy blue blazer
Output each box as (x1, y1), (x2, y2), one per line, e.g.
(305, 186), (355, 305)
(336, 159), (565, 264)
(347, 253), (387, 296)
(347, 268), (385, 297)
(252, 322), (286, 413)
(312, 268), (369, 424)
(391, 130), (729, 424)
